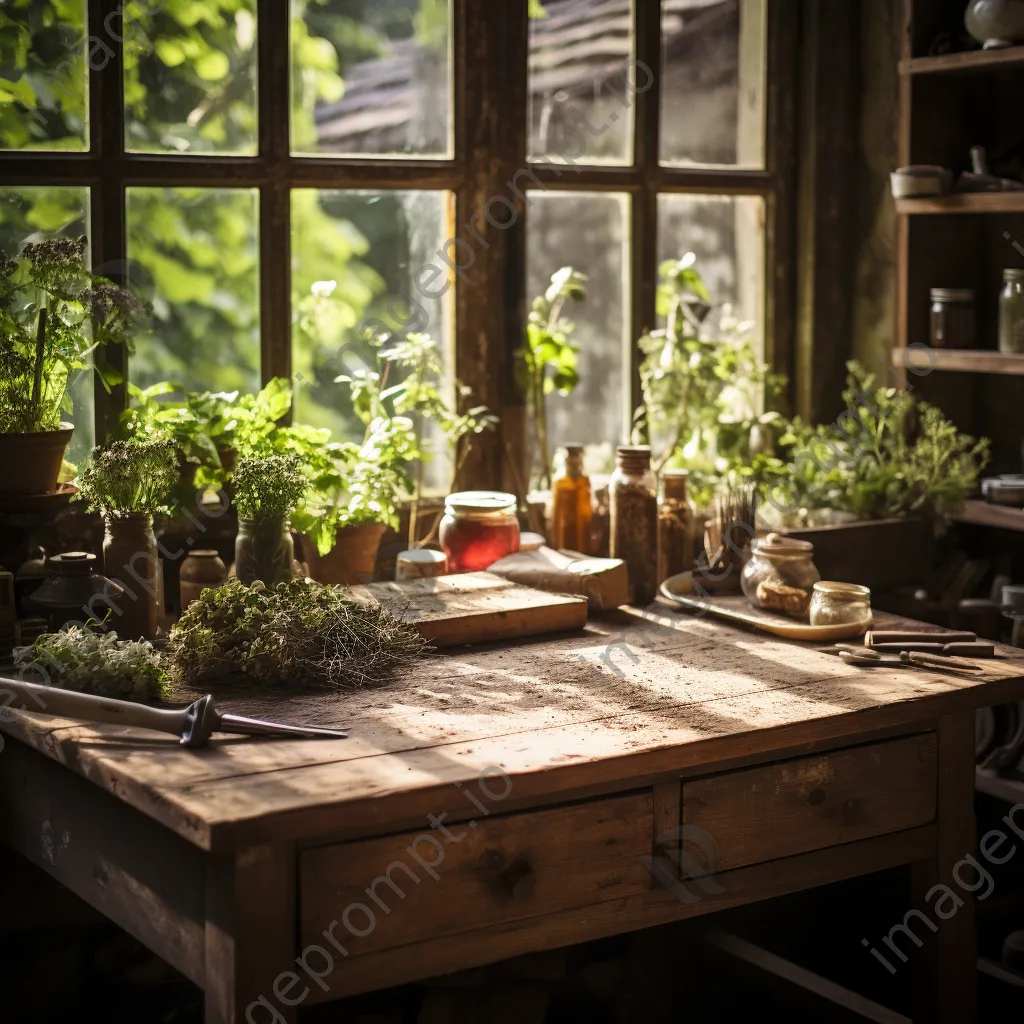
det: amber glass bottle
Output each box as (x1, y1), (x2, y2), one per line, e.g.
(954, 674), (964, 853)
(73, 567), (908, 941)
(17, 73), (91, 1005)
(550, 445), (592, 554)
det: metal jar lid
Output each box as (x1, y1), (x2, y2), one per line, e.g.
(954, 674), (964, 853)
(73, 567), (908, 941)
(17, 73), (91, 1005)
(1004, 269), (1024, 282)
(930, 288), (975, 303)
(444, 491), (517, 517)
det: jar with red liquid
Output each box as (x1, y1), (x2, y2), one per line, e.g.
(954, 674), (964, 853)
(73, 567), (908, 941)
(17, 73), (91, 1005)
(440, 491), (521, 573)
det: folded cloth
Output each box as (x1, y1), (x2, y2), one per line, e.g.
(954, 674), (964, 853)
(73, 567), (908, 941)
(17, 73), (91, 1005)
(488, 546), (629, 610)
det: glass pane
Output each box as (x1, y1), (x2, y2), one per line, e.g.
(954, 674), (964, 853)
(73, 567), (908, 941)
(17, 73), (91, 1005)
(127, 187), (260, 395)
(660, 0), (766, 168)
(526, 190), (629, 473)
(0, 0), (88, 150)
(291, 0), (453, 158)
(0, 186), (93, 465)
(529, 0), (636, 167)
(124, 0), (258, 155)
(657, 194), (764, 344)
(291, 188), (453, 486)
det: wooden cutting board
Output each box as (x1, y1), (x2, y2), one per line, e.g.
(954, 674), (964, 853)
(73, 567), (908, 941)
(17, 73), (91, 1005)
(347, 572), (589, 647)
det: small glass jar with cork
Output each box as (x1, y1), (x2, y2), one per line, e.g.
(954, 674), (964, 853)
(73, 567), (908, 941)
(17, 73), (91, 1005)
(610, 446), (658, 605)
(658, 468), (696, 583)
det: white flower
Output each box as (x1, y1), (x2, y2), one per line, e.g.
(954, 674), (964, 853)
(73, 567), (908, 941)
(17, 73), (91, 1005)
(311, 280), (337, 299)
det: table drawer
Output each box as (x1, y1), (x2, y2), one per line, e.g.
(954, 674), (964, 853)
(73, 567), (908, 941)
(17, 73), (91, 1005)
(299, 791), (653, 956)
(681, 734), (937, 876)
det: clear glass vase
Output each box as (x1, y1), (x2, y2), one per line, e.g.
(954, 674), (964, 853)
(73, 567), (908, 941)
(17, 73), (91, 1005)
(235, 518), (294, 588)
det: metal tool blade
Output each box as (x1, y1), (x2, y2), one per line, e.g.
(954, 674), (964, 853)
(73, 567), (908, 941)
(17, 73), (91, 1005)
(216, 712), (348, 741)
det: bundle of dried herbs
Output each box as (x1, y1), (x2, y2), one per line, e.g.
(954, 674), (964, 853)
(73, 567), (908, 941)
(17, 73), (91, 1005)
(165, 578), (428, 692)
(14, 626), (166, 701)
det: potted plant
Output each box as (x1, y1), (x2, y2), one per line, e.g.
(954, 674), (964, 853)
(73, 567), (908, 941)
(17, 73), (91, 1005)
(517, 267), (587, 491)
(233, 454), (308, 587)
(631, 253), (786, 508)
(74, 439), (179, 641)
(767, 362), (991, 589)
(0, 237), (146, 495)
(292, 330), (495, 584)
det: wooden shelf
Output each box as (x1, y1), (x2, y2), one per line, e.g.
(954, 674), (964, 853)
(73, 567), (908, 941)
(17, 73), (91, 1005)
(896, 192), (1024, 215)
(977, 767), (1024, 802)
(954, 500), (1024, 531)
(894, 347), (1024, 375)
(901, 46), (1024, 75)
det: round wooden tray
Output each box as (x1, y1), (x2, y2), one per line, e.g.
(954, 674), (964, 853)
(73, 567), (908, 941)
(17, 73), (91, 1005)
(0, 483), (77, 515)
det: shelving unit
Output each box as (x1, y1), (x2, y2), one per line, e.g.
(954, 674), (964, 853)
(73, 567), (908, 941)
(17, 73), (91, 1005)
(895, 348), (1024, 375)
(894, 0), (1024, 478)
(896, 193), (1024, 215)
(954, 500), (1024, 532)
(900, 45), (1024, 76)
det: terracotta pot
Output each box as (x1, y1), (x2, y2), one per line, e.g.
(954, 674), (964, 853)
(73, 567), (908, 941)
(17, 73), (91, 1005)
(179, 549), (227, 612)
(103, 513), (160, 641)
(315, 523), (387, 585)
(0, 423), (74, 495)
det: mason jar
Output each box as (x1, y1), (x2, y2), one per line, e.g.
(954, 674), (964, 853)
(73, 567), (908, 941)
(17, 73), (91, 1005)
(439, 491), (521, 573)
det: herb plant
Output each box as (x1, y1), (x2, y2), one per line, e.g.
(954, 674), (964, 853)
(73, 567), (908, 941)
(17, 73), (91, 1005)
(294, 329), (495, 556)
(166, 578), (428, 692)
(74, 439), (180, 517)
(518, 267), (587, 488)
(632, 254), (785, 503)
(0, 237), (147, 434)
(14, 626), (166, 701)
(233, 454), (309, 526)
(777, 362), (990, 521)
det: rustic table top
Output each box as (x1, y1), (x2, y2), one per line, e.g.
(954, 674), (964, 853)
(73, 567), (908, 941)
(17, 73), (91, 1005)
(3, 605), (1023, 853)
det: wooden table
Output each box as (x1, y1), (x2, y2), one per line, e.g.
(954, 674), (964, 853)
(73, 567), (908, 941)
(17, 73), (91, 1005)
(2, 606), (1023, 1023)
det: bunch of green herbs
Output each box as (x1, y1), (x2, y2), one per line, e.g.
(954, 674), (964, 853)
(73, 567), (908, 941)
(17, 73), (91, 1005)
(165, 578), (428, 692)
(233, 454), (309, 526)
(74, 438), (180, 517)
(0, 237), (148, 434)
(776, 362), (990, 520)
(14, 626), (166, 702)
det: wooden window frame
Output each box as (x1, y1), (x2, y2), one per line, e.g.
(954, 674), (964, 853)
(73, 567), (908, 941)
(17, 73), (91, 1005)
(0, 0), (797, 489)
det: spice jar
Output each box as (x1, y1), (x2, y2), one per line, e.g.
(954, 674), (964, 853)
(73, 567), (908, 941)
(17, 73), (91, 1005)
(658, 469), (696, 582)
(999, 269), (1024, 355)
(740, 533), (820, 618)
(809, 581), (873, 630)
(551, 444), (592, 554)
(610, 446), (658, 605)
(440, 491), (521, 574)
(930, 288), (976, 349)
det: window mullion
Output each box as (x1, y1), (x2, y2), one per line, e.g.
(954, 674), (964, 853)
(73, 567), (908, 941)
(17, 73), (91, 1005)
(257, 0), (292, 388)
(90, 0), (127, 444)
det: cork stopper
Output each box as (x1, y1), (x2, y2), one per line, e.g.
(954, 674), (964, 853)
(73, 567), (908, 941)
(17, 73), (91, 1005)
(616, 445), (651, 475)
(661, 468), (689, 502)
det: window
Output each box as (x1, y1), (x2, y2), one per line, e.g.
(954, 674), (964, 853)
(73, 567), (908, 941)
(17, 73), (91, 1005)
(0, 0), (792, 486)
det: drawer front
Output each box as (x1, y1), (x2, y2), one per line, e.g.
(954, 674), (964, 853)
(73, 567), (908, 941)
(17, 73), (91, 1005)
(681, 734), (937, 876)
(300, 791), (653, 956)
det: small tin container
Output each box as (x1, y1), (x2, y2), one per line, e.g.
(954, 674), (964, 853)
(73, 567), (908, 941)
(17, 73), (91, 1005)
(809, 581), (873, 629)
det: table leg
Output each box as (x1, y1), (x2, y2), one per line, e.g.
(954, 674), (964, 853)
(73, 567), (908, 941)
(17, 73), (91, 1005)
(912, 713), (977, 1024)
(205, 843), (297, 1024)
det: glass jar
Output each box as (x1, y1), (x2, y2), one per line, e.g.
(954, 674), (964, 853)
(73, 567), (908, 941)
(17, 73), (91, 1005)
(999, 269), (1024, 355)
(235, 518), (295, 588)
(740, 532), (820, 617)
(658, 468), (696, 582)
(439, 491), (521, 573)
(929, 288), (976, 349)
(610, 446), (658, 605)
(551, 444), (592, 554)
(809, 581), (873, 630)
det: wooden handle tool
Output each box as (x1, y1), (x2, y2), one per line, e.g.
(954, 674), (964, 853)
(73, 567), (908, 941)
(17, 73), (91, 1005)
(865, 631), (976, 646)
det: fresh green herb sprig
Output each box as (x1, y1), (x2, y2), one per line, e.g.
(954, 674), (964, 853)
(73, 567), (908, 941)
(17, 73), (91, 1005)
(166, 578), (428, 691)
(75, 439), (179, 517)
(14, 626), (166, 702)
(233, 454), (309, 525)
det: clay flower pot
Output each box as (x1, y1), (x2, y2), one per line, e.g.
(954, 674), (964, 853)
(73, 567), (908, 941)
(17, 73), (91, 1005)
(314, 523), (387, 585)
(103, 513), (160, 641)
(0, 423), (74, 496)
